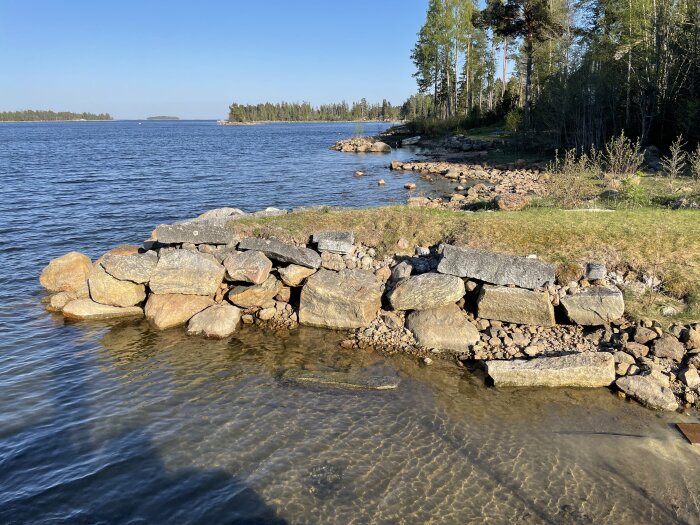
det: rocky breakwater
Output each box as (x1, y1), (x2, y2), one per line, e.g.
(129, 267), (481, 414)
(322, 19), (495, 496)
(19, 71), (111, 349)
(391, 160), (547, 211)
(331, 137), (391, 153)
(40, 211), (699, 412)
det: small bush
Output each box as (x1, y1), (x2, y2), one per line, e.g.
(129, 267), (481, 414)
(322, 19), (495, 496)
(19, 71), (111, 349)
(604, 131), (644, 179)
(504, 108), (522, 132)
(619, 175), (650, 208)
(689, 144), (700, 182)
(660, 135), (687, 180)
(547, 149), (602, 208)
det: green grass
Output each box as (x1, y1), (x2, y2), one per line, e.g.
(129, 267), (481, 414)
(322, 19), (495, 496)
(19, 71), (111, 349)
(227, 206), (700, 323)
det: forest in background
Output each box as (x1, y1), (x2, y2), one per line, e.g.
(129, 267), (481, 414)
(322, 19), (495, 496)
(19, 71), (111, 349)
(409, 0), (700, 151)
(0, 110), (112, 122)
(227, 100), (404, 123)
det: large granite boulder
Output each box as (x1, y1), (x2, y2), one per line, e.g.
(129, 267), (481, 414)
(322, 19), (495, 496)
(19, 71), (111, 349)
(477, 285), (555, 326)
(228, 275), (282, 308)
(278, 264), (317, 286)
(388, 273), (465, 311)
(405, 304), (479, 351)
(313, 231), (354, 254)
(186, 304), (242, 338)
(238, 237), (321, 269)
(223, 251), (272, 284)
(88, 264), (146, 307)
(145, 293), (214, 330)
(63, 299), (143, 321)
(39, 252), (92, 294)
(101, 252), (157, 284)
(486, 352), (615, 388)
(437, 244), (555, 290)
(149, 250), (225, 297)
(560, 287), (625, 325)
(651, 335), (685, 362)
(616, 375), (679, 411)
(154, 219), (237, 245)
(299, 269), (382, 329)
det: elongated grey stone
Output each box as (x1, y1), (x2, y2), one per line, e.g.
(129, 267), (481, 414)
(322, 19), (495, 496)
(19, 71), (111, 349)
(101, 252), (157, 284)
(312, 231), (354, 254)
(486, 352), (615, 388)
(388, 273), (465, 311)
(280, 369), (399, 390)
(437, 244), (555, 290)
(477, 285), (555, 326)
(154, 219), (237, 245)
(616, 375), (679, 411)
(238, 237), (321, 269)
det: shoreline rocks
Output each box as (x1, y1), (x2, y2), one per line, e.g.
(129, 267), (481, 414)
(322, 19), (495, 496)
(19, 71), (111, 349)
(331, 137), (391, 153)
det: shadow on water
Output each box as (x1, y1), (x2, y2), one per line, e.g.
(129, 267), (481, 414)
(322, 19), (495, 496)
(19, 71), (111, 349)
(0, 329), (287, 525)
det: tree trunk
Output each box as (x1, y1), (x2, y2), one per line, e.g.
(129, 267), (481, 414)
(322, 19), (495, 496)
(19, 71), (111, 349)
(502, 37), (508, 97)
(524, 37), (533, 129)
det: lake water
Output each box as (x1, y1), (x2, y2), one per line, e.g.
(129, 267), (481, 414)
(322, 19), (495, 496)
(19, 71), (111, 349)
(1, 121), (699, 524)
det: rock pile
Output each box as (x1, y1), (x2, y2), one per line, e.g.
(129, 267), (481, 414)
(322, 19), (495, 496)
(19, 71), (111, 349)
(40, 209), (699, 412)
(330, 137), (392, 153)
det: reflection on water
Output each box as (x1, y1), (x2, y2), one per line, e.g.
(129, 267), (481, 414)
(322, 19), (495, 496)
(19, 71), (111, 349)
(1, 312), (698, 524)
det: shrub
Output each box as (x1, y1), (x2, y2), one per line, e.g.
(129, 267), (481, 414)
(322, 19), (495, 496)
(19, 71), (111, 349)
(547, 149), (602, 208)
(504, 108), (522, 132)
(604, 131), (644, 179)
(689, 144), (700, 182)
(619, 175), (650, 208)
(660, 135), (687, 180)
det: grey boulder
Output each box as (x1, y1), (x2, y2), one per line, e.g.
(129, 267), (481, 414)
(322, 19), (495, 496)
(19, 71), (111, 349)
(616, 375), (679, 411)
(313, 231), (354, 254)
(238, 237), (321, 269)
(154, 219), (237, 245)
(406, 304), (479, 351)
(388, 273), (465, 311)
(149, 250), (225, 297)
(560, 287), (625, 325)
(101, 252), (157, 284)
(477, 285), (555, 326)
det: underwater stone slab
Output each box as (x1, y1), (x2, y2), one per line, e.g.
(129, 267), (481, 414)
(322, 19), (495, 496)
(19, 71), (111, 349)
(62, 299), (143, 321)
(486, 352), (615, 388)
(238, 237), (321, 269)
(312, 231), (354, 254)
(280, 369), (399, 390)
(437, 244), (555, 290)
(616, 375), (679, 411)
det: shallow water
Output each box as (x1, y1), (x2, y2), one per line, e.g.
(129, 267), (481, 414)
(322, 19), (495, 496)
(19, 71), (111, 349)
(1, 122), (699, 524)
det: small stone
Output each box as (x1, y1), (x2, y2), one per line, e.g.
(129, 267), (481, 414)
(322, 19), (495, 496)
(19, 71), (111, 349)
(624, 342), (650, 359)
(278, 264), (316, 287)
(257, 308), (276, 321)
(321, 251), (345, 271)
(228, 275), (282, 308)
(223, 251), (272, 284)
(679, 367), (700, 389)
(616, 375), (679, 411)
(404, 183), (417, 190)
(186, 304), (242, 338)
(585, 262), (607, 281)
(633, 326), (658, 345)
(313, 231), (354, 254)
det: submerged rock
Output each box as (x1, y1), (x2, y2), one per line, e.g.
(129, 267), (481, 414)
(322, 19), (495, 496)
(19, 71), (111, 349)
(238, 237), (321, 269)
(39, 251), (93, 294)
(63, 299), (143, 321)
(280, 369), (399, 390)
(149, 250), (225, 297)
(145, 293), (214, 330)
(486, 352), (615, 388)
(477, 285), (555, 326)
(616, 375), (679, 411)
(406, 304), (479, 351)
(560, 287), (624, 325)
(223, 250), (272, 284)
(186, 303), (242, 338)
(437, 244), (555, 290)
(299, 269), (382, 329)
(388, 273), (465, 311)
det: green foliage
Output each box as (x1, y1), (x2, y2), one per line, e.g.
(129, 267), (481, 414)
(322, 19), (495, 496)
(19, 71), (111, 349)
(691, 145), (700, 182)
(504, 107), (522, 132)
(603, 132), (644, 180)
(660, 136), (687, 180)
(227, 99), (401, 123)
(547, 148), (603, 208)
(0, 110), (112, 121)
(619, 176), (650, 208)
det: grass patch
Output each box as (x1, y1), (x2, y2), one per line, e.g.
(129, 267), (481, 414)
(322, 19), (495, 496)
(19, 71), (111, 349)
(228, 206), (700, 323)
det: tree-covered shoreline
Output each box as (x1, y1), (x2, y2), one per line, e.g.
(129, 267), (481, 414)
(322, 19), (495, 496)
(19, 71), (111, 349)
(0, 110), (112, 122)
(228, 100), (404, 123)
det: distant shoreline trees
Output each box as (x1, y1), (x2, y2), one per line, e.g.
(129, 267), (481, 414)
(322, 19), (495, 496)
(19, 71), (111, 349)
(228, 99), (403, 123)
(0, 110), (112, 122)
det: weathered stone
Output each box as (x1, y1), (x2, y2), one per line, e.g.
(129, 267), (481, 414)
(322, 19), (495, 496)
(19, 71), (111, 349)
(228, 275), (282, 308)
(437, 244), (555, 290)
(46, 287), (89, 312)
(321, 251), (345, 271)
(624, 342), (650, 359)
(651, 335), (685, 362)
(313, 231), (354, 254)
(406, 304), (479, 351)
(63, 299), (143, 321)
(486, 352), (615, 388)
(388, 273), (465, 311)
(494, 194), (530, 211)
(88, 264), (146, 307)
(149, 250), (225, 297)
(238, 237), (321, 269)
(101, 252), (157, 284)
(560, 287), (625, 326)
(278, 264), (316, 286)
(299, 269), (382, 329)
(585, 262), (607, 281)
(154, 220), (237, 245)
(145, 293), (213, 330)
(370, 141), (391, 153)
(257, 307), (276, 321)
(477, 285), (555, 326)
(39, 252), (92, 294)
(186, 304), (242, 338)
(616, 376), (679, 411)
(223, 251), (272, 284)
(681, 328), (700, 350)
(679, 367), (700, 389)
(280, 369), (398, 390)
(633, 326), (658, 345)
(196, 207), (245, 220)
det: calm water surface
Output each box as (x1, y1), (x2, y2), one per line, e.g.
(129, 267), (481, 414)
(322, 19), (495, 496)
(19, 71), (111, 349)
(1, 121), (699, 524)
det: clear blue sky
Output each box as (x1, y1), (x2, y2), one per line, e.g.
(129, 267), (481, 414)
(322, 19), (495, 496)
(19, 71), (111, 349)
(0, 1), (428, 119)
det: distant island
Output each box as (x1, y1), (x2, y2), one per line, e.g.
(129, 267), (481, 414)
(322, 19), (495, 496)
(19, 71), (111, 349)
(227, 99), (403, 123)
(0, 110), (112, 122)
(146, 116), (179, 120)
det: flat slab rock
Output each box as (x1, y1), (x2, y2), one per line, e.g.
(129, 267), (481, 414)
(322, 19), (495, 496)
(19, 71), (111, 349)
(616, 375), (679, 411)
(560, 287), (624, 326)
(101, 252), (157, 284)
(238, 237), (321, 269)
(280, 369), (399, 390)
(62, 299), (143, 321)
(437, 244), (555, 290)
(477, 285), (555, 327)
(486, 352), (615, 388)
(388, 273), (465, 311)
(312, 231), (354, 254)
(154, 219), (237, 245)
